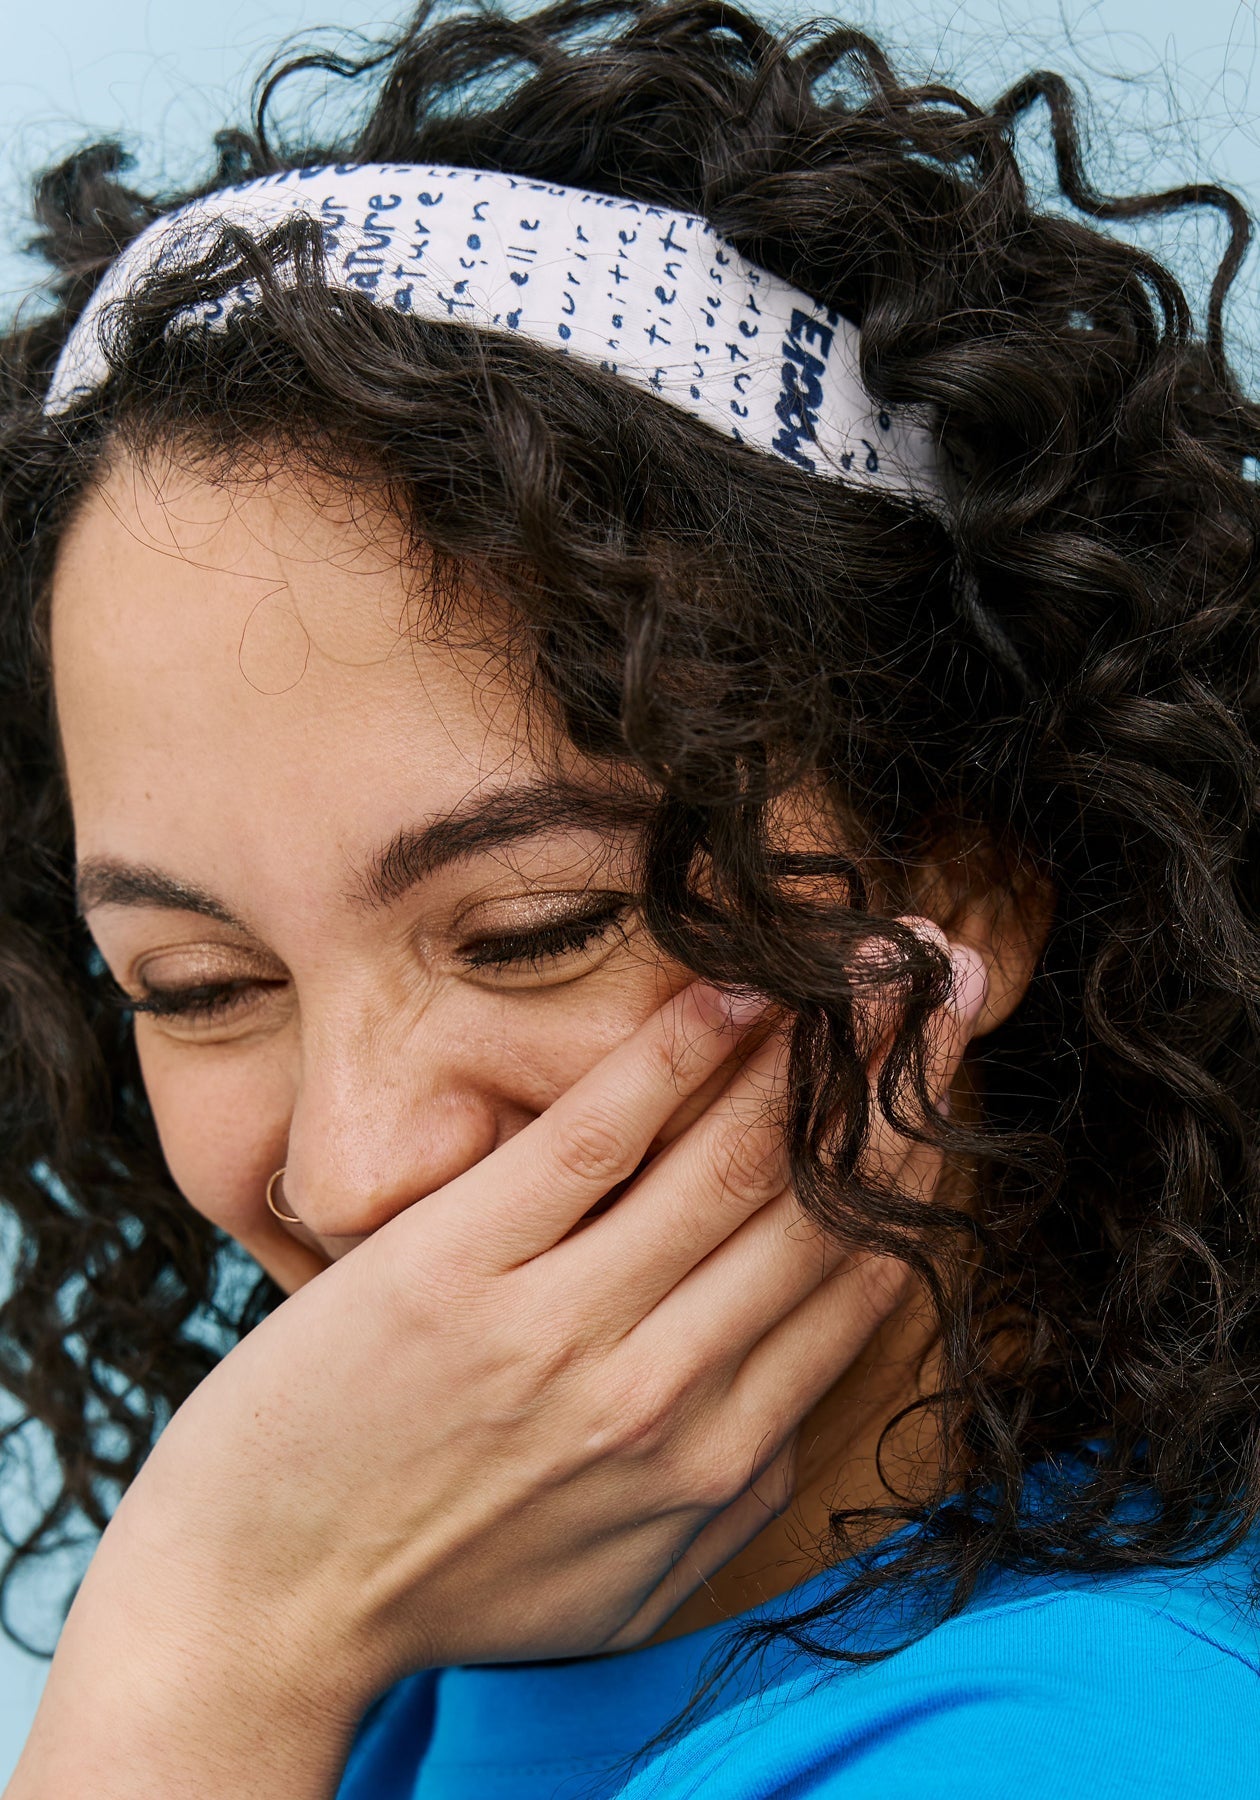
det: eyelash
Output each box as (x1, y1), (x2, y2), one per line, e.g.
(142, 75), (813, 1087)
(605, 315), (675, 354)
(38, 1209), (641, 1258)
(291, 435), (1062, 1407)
(457, 898), (632, 973)
(118, 899), (633, 1021)
(124, 980), (273, 1023)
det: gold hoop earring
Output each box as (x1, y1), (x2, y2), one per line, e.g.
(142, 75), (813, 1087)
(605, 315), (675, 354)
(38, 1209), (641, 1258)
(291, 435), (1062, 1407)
(265, 1167), (301, 1224)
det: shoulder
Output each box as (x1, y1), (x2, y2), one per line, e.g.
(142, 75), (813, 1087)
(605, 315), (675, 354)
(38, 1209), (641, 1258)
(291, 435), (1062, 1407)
(626, 1553), (1260, 1800)
(948, 1536), (1260, 1677)
(812, 1582), (1260, 1798)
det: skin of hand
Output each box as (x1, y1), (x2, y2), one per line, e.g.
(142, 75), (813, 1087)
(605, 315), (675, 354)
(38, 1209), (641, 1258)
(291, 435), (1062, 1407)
(6, 950), (987, 1800)
(9, 451), (1028, 1798)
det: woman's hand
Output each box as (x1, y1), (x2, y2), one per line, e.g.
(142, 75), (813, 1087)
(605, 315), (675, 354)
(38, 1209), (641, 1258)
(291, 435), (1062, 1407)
(6, 919), (986, 1800)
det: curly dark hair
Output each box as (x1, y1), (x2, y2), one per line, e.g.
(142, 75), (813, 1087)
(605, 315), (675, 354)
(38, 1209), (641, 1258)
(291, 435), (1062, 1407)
(1, 0), (1259, 1675)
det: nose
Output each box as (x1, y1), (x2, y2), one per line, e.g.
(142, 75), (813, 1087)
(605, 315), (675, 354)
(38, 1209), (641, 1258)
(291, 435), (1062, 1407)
(279, 995), (512, 1242)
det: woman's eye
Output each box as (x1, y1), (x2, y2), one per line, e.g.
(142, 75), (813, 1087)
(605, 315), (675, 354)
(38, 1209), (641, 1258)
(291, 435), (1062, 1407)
(456, 899), (634, 975)
(118, 979), (278, 1024)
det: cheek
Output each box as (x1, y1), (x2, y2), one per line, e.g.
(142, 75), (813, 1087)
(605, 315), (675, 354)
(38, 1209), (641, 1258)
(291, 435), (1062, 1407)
(130, 946), (688, 1275)
(135, 1030), (292, 1244)
(133, 951), (689, 1190)
(491, 951), (689, 1105)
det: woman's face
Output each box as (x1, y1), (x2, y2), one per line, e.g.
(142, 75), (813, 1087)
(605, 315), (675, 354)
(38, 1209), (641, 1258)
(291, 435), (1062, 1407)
(51, 452), (684, 1293)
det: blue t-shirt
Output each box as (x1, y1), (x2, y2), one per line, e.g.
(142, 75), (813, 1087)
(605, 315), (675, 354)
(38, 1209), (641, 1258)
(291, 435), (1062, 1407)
(335, 1512), (1260, 1799)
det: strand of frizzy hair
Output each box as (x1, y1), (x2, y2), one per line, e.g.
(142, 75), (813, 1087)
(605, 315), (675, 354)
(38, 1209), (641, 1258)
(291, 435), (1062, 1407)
(1, 1), (1258, 1682)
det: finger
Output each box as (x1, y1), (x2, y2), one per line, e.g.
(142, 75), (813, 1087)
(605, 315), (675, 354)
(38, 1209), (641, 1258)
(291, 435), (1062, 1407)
(846, 914), (976, 1056)
(727, 1250), (914, 1455)
(549, 1027), (793, 1322)
(559, 930), (982, 1328)
(645, 937), (976, 1406)
(423, 979), (772, 1268)
(639, 1184), (846, 1364)
(902, 924), (986, 1114)
(859, 932), (987, 1190)
(651, 967), (976, 1371)
(842, 913), (946, 1057)
(648, 1008), (783, 1152)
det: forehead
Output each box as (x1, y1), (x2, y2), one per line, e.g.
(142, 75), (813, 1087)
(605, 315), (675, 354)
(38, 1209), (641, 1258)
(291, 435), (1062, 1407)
(54, 449), (468, 706)
(49, 450), (547, 875)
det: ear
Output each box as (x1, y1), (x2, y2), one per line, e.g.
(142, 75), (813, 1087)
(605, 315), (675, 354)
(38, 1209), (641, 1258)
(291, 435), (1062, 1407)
(910, 836), (1054, 1038)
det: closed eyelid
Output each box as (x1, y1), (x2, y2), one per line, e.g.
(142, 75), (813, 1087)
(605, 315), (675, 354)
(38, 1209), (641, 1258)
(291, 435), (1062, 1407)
(456, 892), (633, 946)
(112, 891), (635, 990)
(450, 882), (635, 931)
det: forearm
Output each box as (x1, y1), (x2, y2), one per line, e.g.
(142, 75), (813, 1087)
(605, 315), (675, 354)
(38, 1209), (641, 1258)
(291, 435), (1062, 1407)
(8, 1658), (351, 1800)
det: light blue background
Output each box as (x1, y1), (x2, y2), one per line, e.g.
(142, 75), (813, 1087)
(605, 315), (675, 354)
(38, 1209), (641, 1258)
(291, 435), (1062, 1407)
(0, 0), (1257, 1781)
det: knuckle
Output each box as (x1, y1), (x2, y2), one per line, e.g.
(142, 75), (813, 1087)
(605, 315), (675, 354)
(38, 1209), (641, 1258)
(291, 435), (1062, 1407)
(643, 1022), (684, 1087)
(712, 1120), (783, 1207)
(597, 1368), (675, 1462)
(620, 1388), (674, 1462)
(551, 1106), (631, 1187)
(377, 1233), (476, 1318)
(619, 1363), (744, 1507)
(513, 1306), (589, 1393)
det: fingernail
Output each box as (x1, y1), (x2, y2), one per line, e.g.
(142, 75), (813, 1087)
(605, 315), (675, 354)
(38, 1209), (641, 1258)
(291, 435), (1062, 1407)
(695, 983), (773, 1031)
(950, 947), (989, 1024)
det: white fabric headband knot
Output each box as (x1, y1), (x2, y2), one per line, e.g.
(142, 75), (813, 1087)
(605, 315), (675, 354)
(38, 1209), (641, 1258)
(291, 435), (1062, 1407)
(46, 161), (940, 498)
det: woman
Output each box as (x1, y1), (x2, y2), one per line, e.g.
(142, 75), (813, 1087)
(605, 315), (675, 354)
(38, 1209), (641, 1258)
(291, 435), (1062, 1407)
(1, 2), (1258, 1793)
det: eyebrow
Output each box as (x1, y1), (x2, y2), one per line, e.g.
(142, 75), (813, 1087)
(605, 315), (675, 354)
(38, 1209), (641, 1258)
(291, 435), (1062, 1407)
(362, 779), (651, 909)
(75, 864), (248, 927)
(75, 779), (653, 921)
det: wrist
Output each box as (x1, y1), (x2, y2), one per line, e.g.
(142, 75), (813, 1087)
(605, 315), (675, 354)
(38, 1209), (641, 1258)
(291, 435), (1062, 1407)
(5, 1488), (373, 1800)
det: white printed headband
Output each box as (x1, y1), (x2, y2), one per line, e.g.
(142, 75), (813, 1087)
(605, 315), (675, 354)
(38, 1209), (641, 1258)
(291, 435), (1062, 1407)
(46, 162), (940, 498)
